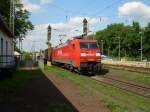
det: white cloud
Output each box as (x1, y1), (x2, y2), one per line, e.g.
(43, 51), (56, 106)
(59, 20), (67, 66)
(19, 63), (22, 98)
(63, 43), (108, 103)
(40, 0), (53, 4)
(51, 16), (107, 32)
(22, 0), (42, 13)
(118, 1), (150, 25)
(22, 24), (48, 52)
(23, 16), (107, 51)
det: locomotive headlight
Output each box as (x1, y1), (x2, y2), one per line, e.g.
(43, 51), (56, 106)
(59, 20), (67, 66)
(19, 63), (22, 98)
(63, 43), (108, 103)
(81, 53), (86, 56)
(96, 53), (101, 56)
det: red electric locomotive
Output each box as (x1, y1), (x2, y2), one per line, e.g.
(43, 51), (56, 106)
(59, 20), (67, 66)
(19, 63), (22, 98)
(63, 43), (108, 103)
(51, 37), (102, 74)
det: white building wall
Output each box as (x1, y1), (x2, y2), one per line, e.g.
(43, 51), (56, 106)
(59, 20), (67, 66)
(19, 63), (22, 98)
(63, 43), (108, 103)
(0, 29), (14, 67)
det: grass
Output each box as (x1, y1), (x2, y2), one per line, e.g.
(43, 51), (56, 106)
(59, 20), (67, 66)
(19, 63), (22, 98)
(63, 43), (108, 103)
(0, 70), (40, 103)
(44, 66), (150, 112)
(48, 103), (74, 112)
(106, 68), (150, 86)
(0, 69), (75, 112)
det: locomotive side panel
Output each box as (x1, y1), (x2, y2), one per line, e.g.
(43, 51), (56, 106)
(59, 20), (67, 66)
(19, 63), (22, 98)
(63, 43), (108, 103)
(52, 40), (77, 67)
(51, 39), (102, 74)
(73, 40), (80, 68)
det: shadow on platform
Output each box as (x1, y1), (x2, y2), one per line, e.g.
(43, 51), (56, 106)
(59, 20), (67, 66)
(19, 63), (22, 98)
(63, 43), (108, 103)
(0, 69), (78, 112)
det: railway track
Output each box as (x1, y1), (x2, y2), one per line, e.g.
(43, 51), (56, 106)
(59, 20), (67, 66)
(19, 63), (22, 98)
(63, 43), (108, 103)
(54, 66), (150, 98)
(91, 75), (150, 98)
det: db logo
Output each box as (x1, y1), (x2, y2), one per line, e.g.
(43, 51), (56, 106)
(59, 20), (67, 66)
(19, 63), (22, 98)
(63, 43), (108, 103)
(57, 50), (62, 55)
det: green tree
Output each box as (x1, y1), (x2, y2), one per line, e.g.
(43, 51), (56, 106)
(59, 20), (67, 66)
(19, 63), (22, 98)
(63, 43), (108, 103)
(0, 0), (34, 39)
(0, 0), (10, 21)
(96, 23), (128, 57)
(94, 22), (150, 61)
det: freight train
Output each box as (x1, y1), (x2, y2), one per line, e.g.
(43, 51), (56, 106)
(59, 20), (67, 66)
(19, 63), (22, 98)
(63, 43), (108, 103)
(44, 36), (102, 74)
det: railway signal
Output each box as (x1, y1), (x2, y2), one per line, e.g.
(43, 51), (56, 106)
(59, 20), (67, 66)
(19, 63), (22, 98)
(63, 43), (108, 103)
(47, 25), (52, 48)
(83, 18), (88, 37)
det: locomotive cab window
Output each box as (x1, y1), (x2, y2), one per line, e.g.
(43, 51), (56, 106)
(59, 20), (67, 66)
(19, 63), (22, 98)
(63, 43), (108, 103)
(80, 42), (98, 49)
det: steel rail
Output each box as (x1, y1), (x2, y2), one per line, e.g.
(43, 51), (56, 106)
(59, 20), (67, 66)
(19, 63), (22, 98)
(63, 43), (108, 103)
(91, 76), (150, 98)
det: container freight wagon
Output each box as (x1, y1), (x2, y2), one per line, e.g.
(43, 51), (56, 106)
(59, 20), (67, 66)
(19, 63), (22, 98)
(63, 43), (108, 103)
(44, 48), (52, 62)
(51, 39), (102, 74)
(48, 48), (52, 61)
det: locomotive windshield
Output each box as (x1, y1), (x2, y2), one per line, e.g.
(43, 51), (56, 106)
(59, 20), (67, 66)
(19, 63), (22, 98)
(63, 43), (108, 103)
(80, 42), (98, 49)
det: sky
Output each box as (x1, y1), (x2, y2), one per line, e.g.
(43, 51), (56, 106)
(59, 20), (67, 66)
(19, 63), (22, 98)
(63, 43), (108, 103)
(21, 0), (150, 52)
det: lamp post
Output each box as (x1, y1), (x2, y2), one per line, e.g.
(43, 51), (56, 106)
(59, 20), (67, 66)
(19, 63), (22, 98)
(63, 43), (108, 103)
(117, 36), (121, 61)
(108, 46), (110, 57)
(139, 32), (143, 62)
